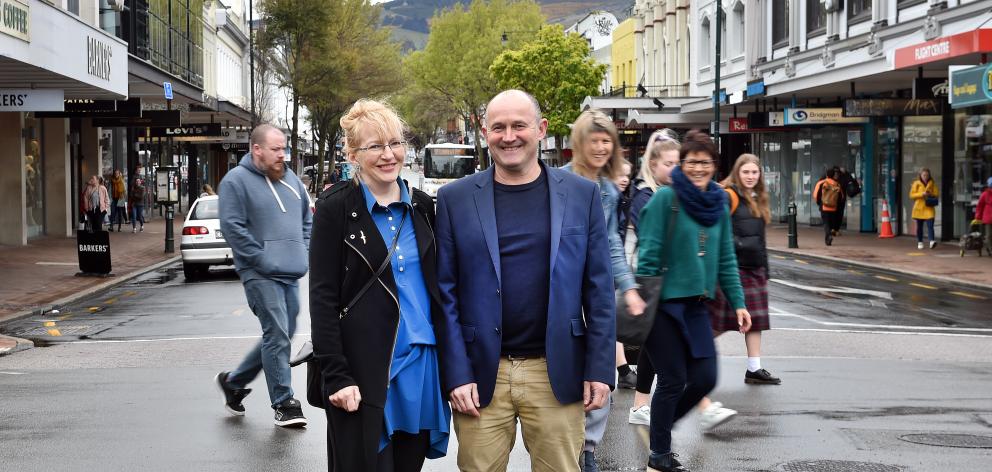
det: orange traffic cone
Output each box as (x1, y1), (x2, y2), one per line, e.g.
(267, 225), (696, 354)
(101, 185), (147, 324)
(879, 199), (895, 239)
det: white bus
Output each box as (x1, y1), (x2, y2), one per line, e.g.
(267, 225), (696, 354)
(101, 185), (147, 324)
(419, 143), (478, 198)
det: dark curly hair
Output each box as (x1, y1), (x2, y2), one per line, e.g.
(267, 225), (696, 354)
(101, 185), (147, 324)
(679, 129), (719, 164)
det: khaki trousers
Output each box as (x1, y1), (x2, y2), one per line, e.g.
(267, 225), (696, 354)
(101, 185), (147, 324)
(453, 357), (585, 472)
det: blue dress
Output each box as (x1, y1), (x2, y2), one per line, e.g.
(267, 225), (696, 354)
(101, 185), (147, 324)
(360, 181), (450, 459)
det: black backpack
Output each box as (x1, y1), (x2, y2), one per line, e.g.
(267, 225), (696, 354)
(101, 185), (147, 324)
(845, 178), (862, 198)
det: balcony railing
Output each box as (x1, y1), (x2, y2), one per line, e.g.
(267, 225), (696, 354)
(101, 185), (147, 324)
(603, 84), (692, 98)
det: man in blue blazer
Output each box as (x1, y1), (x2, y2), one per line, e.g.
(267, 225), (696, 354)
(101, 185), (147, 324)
(436, 89), (616, 472)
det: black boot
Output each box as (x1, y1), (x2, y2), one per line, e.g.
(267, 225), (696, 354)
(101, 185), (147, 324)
(647, 452), (689, 472)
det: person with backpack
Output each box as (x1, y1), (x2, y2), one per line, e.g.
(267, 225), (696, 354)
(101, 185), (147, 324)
(909, 168), (939, 249)
(813, 168), (843, 246)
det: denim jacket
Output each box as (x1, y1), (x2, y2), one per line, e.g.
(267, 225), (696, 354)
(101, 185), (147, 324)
(563, 164), (636, 293)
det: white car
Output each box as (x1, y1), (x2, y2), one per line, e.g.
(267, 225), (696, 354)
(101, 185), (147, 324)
(180, 195), (233, 280)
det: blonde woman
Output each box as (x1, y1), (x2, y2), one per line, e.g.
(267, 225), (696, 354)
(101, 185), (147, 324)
(564, 109), (645, 472)
(310, 99), (449, 471)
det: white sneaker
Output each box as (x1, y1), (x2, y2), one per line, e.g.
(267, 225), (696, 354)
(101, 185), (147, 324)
(628, 405), (651, 425)
(917, 242), (924, 250)
(929, 240), (937, 249)
(699, 402), (737, 432)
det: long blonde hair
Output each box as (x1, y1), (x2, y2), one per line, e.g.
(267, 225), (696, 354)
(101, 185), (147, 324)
(638, 129), (680, 190)
(721, 153), (771, 223)
(570, 109), (622, 181)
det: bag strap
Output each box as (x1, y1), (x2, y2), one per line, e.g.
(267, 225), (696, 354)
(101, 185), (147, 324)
(340, 208), (408, 317)
(723, 187), (739, 215)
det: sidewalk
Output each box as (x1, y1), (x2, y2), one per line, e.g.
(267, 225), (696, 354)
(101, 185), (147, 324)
(767, 224), (992, 289)
(0, 217), (183, 326)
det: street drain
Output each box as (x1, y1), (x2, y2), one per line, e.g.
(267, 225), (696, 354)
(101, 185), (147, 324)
(778, 460), (902, 472)
(898, 433), (992, 449)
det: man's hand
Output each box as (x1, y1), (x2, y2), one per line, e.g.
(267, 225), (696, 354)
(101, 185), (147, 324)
(624, 289), (646, 316)
(329, 385), (362, 412)
(736, 308), (753, 334)
(450, 383), (480, 417)
(583, 381), (610, 412)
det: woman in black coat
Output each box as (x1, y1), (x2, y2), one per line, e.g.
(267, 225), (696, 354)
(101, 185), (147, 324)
(309, 99), (450, 472)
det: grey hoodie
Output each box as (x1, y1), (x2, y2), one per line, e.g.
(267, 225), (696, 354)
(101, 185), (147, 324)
(219, 153), (313, 285)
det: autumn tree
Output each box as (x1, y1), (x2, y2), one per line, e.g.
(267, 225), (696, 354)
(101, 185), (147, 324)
(491, 24), (607, 162)
(406, 0), (545, 166)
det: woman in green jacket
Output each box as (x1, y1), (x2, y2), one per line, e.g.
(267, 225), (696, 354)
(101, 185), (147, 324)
(637, 130), (752, 472)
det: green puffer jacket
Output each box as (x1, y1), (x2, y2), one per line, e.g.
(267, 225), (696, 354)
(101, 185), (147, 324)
(635, 186), (745, 309)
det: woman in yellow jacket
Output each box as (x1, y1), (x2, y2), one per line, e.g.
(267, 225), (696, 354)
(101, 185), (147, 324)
(909, 168), (939, 249)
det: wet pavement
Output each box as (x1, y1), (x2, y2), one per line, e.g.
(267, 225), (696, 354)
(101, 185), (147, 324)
(1, 255), (991, 471)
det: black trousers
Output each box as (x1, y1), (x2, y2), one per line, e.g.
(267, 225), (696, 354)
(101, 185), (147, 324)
(375, 431), (430, 472)
(821, 210), (838, 242)
(635, 347), (655, 394)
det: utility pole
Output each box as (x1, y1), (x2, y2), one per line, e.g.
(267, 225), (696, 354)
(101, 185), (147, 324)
(713, 0), (722, 151)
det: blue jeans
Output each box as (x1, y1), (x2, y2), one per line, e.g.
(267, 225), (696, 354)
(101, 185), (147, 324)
(915, 218), (935, 243)
(644, 303), (718, 454)
(130, 204), (145, 228)
(227, 279), (299, 407)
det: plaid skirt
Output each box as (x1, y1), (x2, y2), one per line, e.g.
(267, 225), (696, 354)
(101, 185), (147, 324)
(707, 267), (770, 332)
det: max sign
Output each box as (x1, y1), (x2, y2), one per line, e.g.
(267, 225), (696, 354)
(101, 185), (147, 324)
(148, 123), (223, 137)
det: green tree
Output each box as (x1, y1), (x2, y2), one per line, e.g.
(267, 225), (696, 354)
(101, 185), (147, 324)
(491, 24), (607, 163)
(406, 0), (545, 166)
(258, 0), (332, 173)
(302, 0), (405, 190)
(393, 80), (458, 153)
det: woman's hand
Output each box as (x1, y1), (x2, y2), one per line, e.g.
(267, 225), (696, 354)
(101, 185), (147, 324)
(736, 308), (752, 333)
(624, 289), (647, 316)
(329, 385), (362, 412)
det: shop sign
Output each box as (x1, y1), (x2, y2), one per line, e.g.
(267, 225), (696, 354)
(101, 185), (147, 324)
(0, 89), (64, 111)
(220, 128), (249, 142)
(92, 110), (181, 127)
(730, 116), (785, 133)
(769, 112), (785, 127)
(913, 77), (948, 99)
(783, 108), (868, 125)
(146, 123), (223, 137)
(64, 99), (117, 112)
(746, 79), (766, 98)
(1, 0), (29, 42)
(843, 98), (944, 116)
(894, 29), (992, 69)
(86, 36), (113, 81)
(730, 117), (749, 132)
(950, 63), (992, 109)
(36, 97), (141, 118)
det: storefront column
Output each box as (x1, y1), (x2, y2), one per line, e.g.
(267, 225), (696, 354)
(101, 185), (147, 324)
(861, 121), (876, 233)
(43, 118), (73, 237)
(0, 113), (27, 245)
(941, 106), (955, 241)
(80, 119), (102, 182)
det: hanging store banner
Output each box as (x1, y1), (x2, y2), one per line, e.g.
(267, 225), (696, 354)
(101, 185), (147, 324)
(0, 89), (64, 111)
(92, 110), (181, 127)
(894, 29), (992, 69)
(950, 63), (992, 109)
(843, 98), (944, 116)
(783, 108), (868, 125)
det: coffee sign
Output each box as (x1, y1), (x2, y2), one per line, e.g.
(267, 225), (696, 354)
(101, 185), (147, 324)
(1, 0), (29, 42)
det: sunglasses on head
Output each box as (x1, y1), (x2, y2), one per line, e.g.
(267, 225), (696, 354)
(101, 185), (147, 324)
(653, 135), (677, 143)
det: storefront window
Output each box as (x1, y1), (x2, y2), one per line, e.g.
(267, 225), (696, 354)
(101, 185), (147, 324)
(24, 114), (45, 238)
(954, 108), (992, 237)
(901, 116), (942, 237)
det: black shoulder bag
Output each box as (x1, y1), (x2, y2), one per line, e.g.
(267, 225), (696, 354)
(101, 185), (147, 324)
(293, 208), (408, 409)
(615, 197), (679, 347)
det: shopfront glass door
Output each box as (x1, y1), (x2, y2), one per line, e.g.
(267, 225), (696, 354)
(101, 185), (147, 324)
(24, 113), (45, 238)
(901, 116), (943, 238)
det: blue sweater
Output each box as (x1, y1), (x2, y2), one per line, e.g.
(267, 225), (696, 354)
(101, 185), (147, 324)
(219, 154), (313, 285)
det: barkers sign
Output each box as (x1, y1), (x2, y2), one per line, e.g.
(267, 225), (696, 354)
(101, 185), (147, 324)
(0, 89), (64, 111)
(0, 0), (29, 42)
(87, 36), (113, 81)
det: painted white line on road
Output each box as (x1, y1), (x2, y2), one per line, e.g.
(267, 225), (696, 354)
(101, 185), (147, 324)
(71, 334), (313, 344)
(769, 308), (992, 333)
(0, 371), (26, 375)
(771, 327), (992, 338)
(771, 279), (893, 300)
(35, 262), (77, 266)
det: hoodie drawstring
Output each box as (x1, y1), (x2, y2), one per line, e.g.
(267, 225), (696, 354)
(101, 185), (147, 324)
(265, 176), (302, 213)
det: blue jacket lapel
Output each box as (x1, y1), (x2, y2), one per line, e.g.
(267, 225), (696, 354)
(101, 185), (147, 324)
(473, 168), (502, 287)
(547, 164), (567, 275)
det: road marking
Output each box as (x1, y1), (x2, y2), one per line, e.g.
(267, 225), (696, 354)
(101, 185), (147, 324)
(794, 259), (809, 264)
(104, 297), (118, 305)
(907, 252), (926, 256)
(874, 275), (899, 282)
(951, 291), (987, 300)
(71, 334), (313, 344)
(35, 261), (77, 266)
(43, 321), (56, 327)
(87, 307), (100, 313)
(0, 371), (26, 375)
(770, 279), (893, 300)
(846, 269), (863, 275)
(122, 291), (137, 297)
(47, 328), (62, 336)
(57, 313), (74, 321)
(910, 282), (938, 290)
(771, 327), (992, 338)
(772, 255), (787, 259)
(769, 308), (992, 333)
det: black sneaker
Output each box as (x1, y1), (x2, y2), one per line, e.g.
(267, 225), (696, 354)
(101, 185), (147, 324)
(647, 452), (689, 472)
(273, 398), (307, 427)
(215, 371), (251, 416)
(745, 368), (782, 385)
(617, 370), (638, 390)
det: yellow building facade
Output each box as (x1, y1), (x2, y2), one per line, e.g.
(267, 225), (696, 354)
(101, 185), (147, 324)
(611, 19), (637, 96)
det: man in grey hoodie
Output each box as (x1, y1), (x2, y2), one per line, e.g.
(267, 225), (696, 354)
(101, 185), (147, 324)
(214, 124), (313, 427)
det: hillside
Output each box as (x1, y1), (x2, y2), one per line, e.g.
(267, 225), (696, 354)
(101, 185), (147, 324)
(383, 0), (632, 51)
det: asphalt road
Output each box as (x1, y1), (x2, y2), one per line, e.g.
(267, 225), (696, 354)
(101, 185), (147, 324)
(1, 255), (991, 471)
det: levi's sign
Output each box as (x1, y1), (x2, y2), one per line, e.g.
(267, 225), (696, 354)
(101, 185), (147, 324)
(147, 123), (223, 137)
